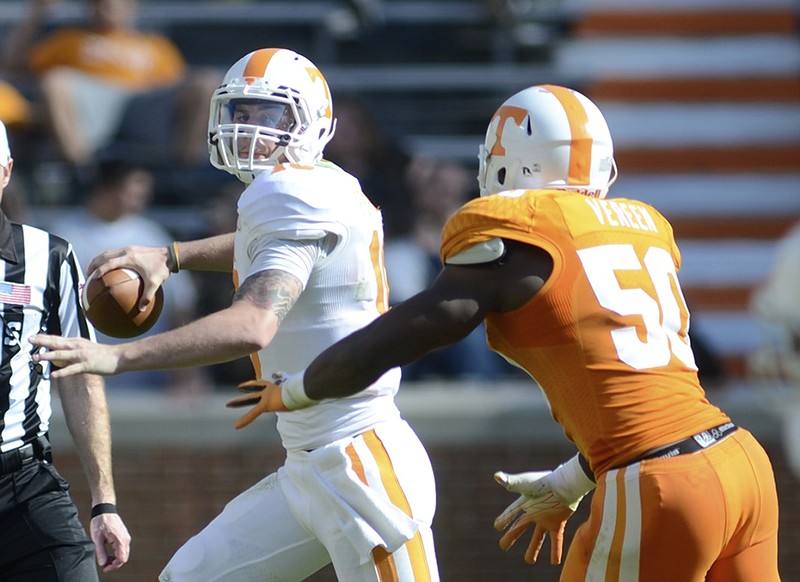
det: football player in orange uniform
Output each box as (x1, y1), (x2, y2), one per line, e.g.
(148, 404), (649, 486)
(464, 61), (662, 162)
(224, 85), (781, 581)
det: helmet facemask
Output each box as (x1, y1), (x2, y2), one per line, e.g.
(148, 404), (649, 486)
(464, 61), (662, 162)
(208, 48), (336, 183)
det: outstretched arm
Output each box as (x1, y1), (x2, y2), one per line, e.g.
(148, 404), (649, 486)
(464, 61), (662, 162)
(226, 242), (553, 426)
(306, 267), (490, 398)
(226, 269), (493, 427)
(32, 268), (300, 378)
(1, 0), (52, 71)
(309, 241), (550, 399)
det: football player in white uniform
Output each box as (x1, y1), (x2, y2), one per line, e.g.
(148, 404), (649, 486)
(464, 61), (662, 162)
(32, 48), (439, 582)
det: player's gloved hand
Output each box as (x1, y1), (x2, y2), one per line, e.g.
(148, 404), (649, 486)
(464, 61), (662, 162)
(225, 372), (315, 429)
(493, 454), (595, 565)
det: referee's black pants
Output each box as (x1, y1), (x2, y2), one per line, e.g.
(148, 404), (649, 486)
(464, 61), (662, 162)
(0, 458), (97, 582)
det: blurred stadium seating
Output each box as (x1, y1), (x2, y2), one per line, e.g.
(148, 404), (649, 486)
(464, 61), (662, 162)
(12, 0), (796, 382)
(4, 1), (798, 579)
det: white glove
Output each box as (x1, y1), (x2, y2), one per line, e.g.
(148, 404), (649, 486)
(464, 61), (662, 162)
(493, 454), (595, 565)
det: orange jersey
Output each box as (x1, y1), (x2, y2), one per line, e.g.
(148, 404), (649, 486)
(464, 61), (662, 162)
(441, 189), (730, 475)
(29, 28), (185, 90)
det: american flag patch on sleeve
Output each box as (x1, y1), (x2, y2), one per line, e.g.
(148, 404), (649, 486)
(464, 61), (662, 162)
(0, 281), (32, 305)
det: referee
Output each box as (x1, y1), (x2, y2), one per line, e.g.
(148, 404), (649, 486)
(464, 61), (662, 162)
(0, 121), (130, 579)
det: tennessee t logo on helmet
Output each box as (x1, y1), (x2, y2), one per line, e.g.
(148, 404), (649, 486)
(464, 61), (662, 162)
(478, 85), (616, 199)
(208, 47), (336, 183)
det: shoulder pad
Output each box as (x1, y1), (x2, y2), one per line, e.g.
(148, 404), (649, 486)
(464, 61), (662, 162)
(239, 170), (351, 240)
(445, 238), (506, 265)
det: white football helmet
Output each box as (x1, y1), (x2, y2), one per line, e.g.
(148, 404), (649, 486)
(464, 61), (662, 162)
(477, 84), (616, 198)
(208, 48), (336, 183)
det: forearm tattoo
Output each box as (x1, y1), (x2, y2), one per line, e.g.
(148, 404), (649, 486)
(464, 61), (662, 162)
(235, 270), (303, 324)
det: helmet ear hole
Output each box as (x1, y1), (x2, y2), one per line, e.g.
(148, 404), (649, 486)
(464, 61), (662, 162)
(497, 167), (506, 186)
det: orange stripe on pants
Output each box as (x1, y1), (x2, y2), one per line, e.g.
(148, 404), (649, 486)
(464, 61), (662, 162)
(346, 430), (433, 581)
(563, 429), (779, 581)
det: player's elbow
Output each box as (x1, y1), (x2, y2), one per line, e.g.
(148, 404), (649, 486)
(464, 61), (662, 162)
(236, 311), (278, 351)
(225, 300), (280, 351)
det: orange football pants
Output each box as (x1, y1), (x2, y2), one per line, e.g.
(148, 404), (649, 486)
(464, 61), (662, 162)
(562, 429), (780, 581)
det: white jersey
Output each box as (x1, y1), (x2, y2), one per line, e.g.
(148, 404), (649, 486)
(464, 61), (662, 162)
(234, 161), (402, 451)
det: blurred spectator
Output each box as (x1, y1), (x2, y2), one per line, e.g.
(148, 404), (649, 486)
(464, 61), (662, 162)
(326, 0), (386, 39)
(323, 96), (413, 237)
(385, 157), (471, 302)
(345, 0), (385, 28)
(748, 220), (800, 482)
(0, 122), (33, 223)
(46, 158), (211, 397)
(0, 175), (32, 225)
(689, 324), (725, 389)
(2, 0), (219, 172)
(385, 157), (521, 381)
(748, 219), (800, 386)
(0, 79), (34, 128)
(0, 77), (44, 180)
(191, 177), (254, 389)
(480, 0), (560, 56)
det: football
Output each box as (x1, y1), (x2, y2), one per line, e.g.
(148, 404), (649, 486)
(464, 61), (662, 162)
(81, 268), (164, 338)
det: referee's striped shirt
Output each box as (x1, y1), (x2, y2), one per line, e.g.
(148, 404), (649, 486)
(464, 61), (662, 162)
(0, 212), (94, 453)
